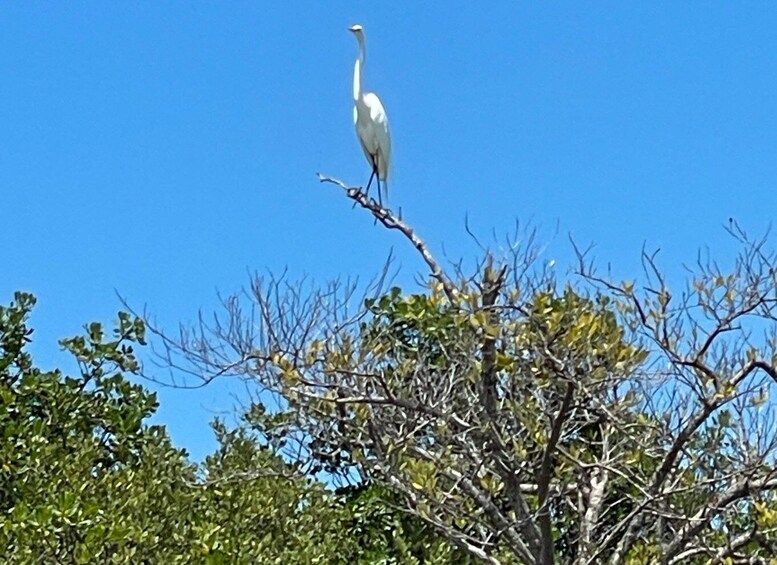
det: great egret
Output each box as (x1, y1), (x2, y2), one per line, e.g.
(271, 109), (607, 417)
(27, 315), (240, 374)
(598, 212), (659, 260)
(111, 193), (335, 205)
(349, 24), (391, 206)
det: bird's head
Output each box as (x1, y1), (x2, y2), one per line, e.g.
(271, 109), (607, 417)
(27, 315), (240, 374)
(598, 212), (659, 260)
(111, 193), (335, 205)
(348, 24), (364, 37)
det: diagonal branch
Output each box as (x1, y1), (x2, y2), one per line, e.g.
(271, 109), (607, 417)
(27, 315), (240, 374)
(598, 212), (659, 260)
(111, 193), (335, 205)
(318, 173), (458, 304)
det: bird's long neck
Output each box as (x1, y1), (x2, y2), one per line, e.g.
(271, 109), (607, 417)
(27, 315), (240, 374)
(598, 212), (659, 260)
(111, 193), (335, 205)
(353, 36), (365, 102)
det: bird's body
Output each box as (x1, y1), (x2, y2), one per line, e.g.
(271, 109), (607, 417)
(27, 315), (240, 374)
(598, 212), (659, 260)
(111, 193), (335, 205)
(354, 92), (390, 183)
(349, 24), (391, 204)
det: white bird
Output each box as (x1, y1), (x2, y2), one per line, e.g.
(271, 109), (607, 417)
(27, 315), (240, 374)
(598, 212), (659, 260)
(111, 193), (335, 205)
(349, 24), (392, 206)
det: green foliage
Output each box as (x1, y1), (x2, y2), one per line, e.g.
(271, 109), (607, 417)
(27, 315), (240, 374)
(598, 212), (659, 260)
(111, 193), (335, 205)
(0, 292), (197, 563)
(192, 421), (351, 564)
(336, 482), (480, 565)
(0, 292), (470, 564)
(363, 287), (474, 371)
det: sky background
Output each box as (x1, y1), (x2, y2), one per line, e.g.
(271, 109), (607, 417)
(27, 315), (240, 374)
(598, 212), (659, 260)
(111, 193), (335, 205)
(2, 2), (777, 460)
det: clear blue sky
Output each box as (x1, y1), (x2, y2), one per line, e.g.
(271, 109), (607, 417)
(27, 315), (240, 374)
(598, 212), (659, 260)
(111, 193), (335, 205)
(2, 3), (777, 460)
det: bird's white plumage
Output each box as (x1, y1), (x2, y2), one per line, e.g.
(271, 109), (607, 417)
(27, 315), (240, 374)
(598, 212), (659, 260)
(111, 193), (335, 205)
(349, 25), (391, 201)
(354, 93), (391, 182)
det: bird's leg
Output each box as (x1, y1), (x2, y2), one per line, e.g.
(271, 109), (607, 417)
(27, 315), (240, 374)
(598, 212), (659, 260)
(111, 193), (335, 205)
(365, 154), (383, 206)
(364, 167), (376, 198)
(372, 155), (383, 208)
(376, 174), (383, 208)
